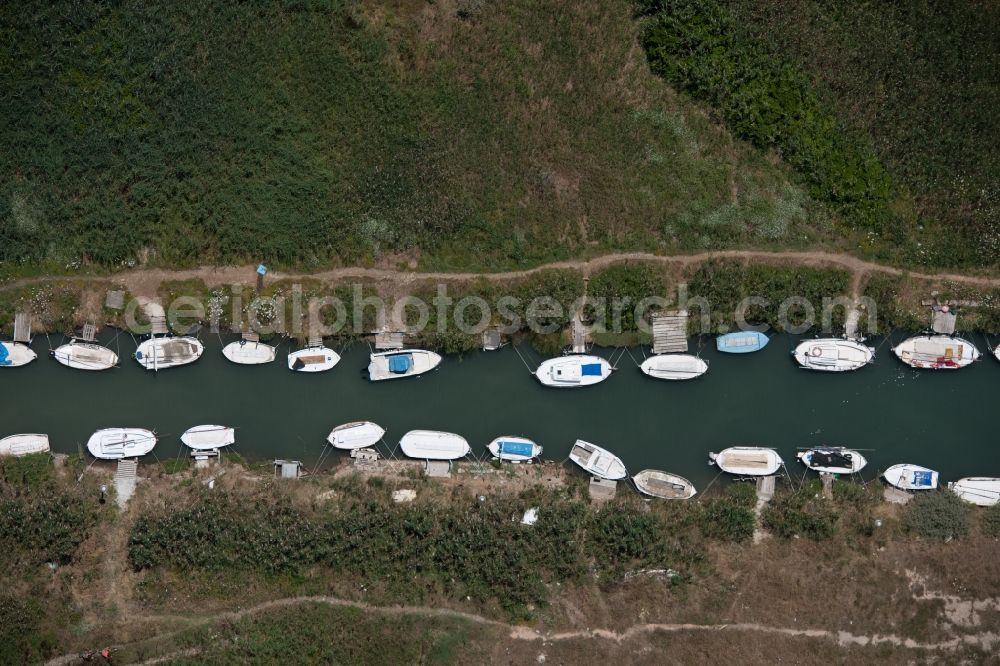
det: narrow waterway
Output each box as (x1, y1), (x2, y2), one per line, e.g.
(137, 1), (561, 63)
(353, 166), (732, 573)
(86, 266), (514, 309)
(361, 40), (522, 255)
(1, 332), (996, 487)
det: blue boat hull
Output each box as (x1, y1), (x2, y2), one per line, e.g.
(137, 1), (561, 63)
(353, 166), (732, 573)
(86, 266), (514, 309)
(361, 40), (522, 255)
(716, 331), (769, 354)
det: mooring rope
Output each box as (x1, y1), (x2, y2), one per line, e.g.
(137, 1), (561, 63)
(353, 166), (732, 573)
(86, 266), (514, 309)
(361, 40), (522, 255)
(511, 343), (536, 374)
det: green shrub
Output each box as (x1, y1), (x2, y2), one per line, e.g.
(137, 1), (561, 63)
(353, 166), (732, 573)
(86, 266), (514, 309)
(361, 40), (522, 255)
(129, 489), (702, 618)
(687, 260), (850, 333)
(0, 595), (56, 665)
(903, 491), (970, 541)
(698, 483), (756, 542)
(983, 504), (1000, 539)
(0, 453), (54, 489)
(586, 264), (668, 333)
(0, 493), (100, 565)
(638, 0), (892, 230)
(762, 484), (838, 541)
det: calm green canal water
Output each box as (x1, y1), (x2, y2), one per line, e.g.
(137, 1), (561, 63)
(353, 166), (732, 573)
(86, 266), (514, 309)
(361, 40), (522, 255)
(1, 332), (997, 487)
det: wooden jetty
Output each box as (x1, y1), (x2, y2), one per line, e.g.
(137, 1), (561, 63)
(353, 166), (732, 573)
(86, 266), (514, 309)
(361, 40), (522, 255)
(13, 311), (32, 343)
(105, 290), (125, 310)
(589, 477), (617, 502)
(482, 329), (504, 351)
(651, 310), (688, 354)
(374, 331), (405, 350)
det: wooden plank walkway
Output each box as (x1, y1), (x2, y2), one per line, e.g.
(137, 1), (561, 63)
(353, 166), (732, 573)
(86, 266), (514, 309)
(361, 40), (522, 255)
(13, 311), (32, 342)
(651, 311), (688, 354)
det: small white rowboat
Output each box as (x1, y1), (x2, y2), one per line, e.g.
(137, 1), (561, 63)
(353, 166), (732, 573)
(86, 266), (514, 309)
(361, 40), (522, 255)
(52, 341), (118, 371)
(181, 425), (235, 450)
(222, 340), (276, 365)
(709, 447), (783, 476)
(639, 354), (708, 380)
(569, 439), (627, 480)
(399, 430), (470, 460)
(327, 421), (386, 450)
(0, 434), (50, 457)
(632, 469), (696, 499)
(87, 428), (157, 459)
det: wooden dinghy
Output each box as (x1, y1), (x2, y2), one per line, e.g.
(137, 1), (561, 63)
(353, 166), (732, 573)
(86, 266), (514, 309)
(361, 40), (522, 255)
(399, 430), (470, 460)
(793, 338), (875, 372)
(326, 421), (385, 450)
(222, 340), (276, 365)
(52, 340), (118, 371)
(487, 436), (542, 462)
(0, 341), (36, 367)
(535, 355), (612, 387)
(87, 428), (157, 459)
(288, 346), (341, 372)
(716, 331), (769, 354)
(883, 464), (938, 490)
(569, 439), (627, 480)
(367, 350), (442, 381)
(892, 334), (979, 369)
(632, 469), (696, 499)
(948, 478), (1000, 507)
(709, 447), (783, 476)
(639, 354), (708, 380)
(181, 425), (235, 450)
(0, 434), (50, 457)
(135, 336), (204, 370)
(796, 447), (867, 474)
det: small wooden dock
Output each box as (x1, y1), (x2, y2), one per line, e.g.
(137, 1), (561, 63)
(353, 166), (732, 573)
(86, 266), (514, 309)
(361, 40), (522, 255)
(13, 311), (32, 343)
(482, 329), (504, 351)
(374, 331), (405, 350)
(651, 311), (688, 354)
(589, 477), (617, 502)
(884, 486), (913, 505)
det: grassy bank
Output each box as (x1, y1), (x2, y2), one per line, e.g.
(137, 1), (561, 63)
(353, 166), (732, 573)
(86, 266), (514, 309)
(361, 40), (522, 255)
(3, 0), (847, 275)
(3, 455), (1000, 662)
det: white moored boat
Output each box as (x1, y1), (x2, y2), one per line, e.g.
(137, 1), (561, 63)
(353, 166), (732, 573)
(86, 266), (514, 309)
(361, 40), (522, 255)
(368, 350), (442, 381)
(288, 346), (341, 372)
(326, 421), (386, 450)
(181, 425), (235, 450)
(994, 343), (1000, 363)
(135, 336), (204, 371)
(535, 355), (612, 387)
(569, 440), (627, 480)
(639, 354), (708, 380)
(796, 447), (867, 474)
(87, 428), (157, 459)
(949, 478), (1000, 507)
(222, 340), (276, 365)
(709, 447), (783, 476)
(0, 341), (36, 367)
(487, 436), (542, 462)
(52, 340), (118, 371)
(0, 434), (50, 457)
(793, 338), (875, 372)
(399, 430), (470, 460)
(883, 464), (938, 490)
(892, 334), (979, 369)
(632, 469), (696, 499)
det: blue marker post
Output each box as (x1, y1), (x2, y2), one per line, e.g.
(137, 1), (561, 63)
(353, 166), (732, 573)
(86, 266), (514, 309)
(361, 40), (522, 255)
(256, 264), (267, 291)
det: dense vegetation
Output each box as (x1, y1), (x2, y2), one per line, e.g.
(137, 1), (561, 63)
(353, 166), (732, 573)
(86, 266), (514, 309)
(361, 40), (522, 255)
(638, 0), (892, 230)
(903, 491), (971, 541)
(725, 0), (1000, 270)
(1, 0), (832, 274)
(154, 603), (480, 666)
(128, 486), (700, 618)
(637, 0), (1000, 270)
(0, 454), (101, 567)
(686, 260), (851, 333)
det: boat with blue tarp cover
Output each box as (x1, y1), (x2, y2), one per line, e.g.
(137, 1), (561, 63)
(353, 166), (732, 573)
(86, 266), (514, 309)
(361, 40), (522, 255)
(535, 355), (612, 387)
(487, 436), (542, 462)
(716, 331), (769, 354)
(883, 464), (938, 490)
(0, 341), (36, 368)
(368, 349), (442, 381)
